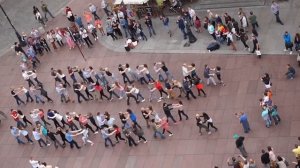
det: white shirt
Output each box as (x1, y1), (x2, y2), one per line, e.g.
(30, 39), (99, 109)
(241, 16), (247, 28)
(32, 131), (41, 140)
(80, 29), (88, 38)
(22, 72), (30, 80)
(227, 33), (233, 41)
(182, 66), (189, 77)
(106, 118), (115, 127)
(96, 114), (105, 126)
(22, 87), (29, 93)
(101, 0), (107, 8)
(46, 34), (54, 43)
(89, 4), (97, 13)
(57, 73), (66, 79)
(269, 150), (276, 161)
(35, 12), (42, 19)
(140, 67), (150, 75)
(20, 129), (29, 136)
(208, 25), (214, 34)
(188, 9), (196, 18)
(29, 159), (40, 168)
(263, 95), (269, 103)
(133, 87), (139, 94)
(117, 11), (124, 19)
(30, 113), (39, 122)
(55, 86), (64, 95)
(87, 24), (95, 32)
(55, 113), (63, 121)
(28, 71), (37, 78)
(55, 33), (62, 41)
(81, 129), (89, 138)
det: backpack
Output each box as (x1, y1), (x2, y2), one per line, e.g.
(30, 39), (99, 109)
(41, 126), (48, 136)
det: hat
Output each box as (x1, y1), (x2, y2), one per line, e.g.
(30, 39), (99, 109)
(233, 134), (239, 139)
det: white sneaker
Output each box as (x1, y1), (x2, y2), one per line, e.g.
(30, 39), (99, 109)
(47, 143), (51, 146)
(208, 132), (212, 135)
(169, 133), (173, 137)
(157, 99), (162, 102)
(91, 143), (94, 146)
(94, 131), (99, 134)
(95, 38), (97, 41)
(119, 97), (123, 100)
(290, 51), (293, 55)
(144, 140), (148, 143)
(284, 49), (287, 52)
(141, 99), (145, 102)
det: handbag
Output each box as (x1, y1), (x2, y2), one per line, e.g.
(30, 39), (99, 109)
(256, 50), (261, 56)
(297, 54), (300, 61)
(256, 50), (262, 58)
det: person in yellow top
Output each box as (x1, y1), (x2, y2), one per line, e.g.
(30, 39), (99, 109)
(292, 145), (300, 157)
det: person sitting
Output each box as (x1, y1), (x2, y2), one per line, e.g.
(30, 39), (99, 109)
(285, 64), (296, 79)
(124, 38), (138, 52)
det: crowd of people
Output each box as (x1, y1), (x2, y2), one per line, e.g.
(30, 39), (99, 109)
(25, 0), (300, 59)
(6, 0), (300, 168)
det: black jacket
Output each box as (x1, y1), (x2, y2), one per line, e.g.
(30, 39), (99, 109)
(235, 136), (244, 148)
(261, 153), (270, 164)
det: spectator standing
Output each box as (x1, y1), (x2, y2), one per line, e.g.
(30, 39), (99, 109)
(261, 149), (271, 167)
(235, 136), (248, 158)
(177, 16), (187, 40)
(283, 31), (293, 55)
(237, 112), (251, 133)
(89, 3), (100, 19)
(271, 1), (284, 25)
(145, 16), (156, 37)
(41, 1), (54, 21)
(248, 11), (259, 30)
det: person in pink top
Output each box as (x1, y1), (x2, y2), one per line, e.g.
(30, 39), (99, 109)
(84, 11), (93, 23)
(95, 18), (105, 36)
(159, 117), (174, 137)
(66, 34), (75, 49)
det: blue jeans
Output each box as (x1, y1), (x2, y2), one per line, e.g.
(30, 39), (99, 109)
(17, 120), (26, 128)
(241, 120), (250, 133)
(146, 74), (155, 82)
(35, 95), (44, 103)
(272, 115), (281, 125)
(121, 26), (129, 38)
(70, 74), (77, 83)
(153, 131), (165, 139)
(158, 73), (165, 82)
(264, 117), (272, 128)
(147, 26), (156, 37)
(136, 93), (144, 101)
(165, 71), (173, 81)
(287, 72), (295, 79)
(180, 28), (187, 39)
(16, 136), (25, 144)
